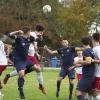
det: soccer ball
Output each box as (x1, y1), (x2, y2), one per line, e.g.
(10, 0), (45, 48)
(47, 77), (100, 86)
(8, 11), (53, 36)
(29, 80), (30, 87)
(59, 0), (64, 5)
(43, 5), (51, 13)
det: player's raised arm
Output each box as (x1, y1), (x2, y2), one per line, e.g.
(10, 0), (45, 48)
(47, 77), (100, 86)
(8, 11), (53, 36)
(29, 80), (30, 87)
(7, 30), (23, 39)
(92, 59), (100, 64)
(44, 45), (58, 55)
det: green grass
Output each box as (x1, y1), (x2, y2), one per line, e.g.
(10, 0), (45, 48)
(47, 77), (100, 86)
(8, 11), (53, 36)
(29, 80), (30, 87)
(1, 68), (77, 100)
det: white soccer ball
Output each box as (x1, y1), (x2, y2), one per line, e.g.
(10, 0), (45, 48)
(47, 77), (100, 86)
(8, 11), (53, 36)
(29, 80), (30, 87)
(43, 5), (51, 13)
(59, 0), (65, 5)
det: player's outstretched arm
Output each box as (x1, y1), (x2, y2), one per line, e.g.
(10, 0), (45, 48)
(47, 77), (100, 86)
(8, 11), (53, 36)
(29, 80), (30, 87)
(7, 30), (23, 39)
(92, 59), (100, 64)
(44, 45), (58, 55)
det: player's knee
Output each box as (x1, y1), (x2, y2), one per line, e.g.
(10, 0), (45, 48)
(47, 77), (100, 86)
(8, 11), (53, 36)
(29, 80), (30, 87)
(57, 77), (63, 81)
(76, 90), (82, 96)
(18, 71), (25, 77)
(34, 64), (40, 71)
(93, 91), (99, 97)
(69, 79), (74, 84)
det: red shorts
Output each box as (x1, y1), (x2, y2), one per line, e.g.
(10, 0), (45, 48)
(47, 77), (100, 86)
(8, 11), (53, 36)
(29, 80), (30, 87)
(0, 65), (7, 73)
(76, 73), (82, 81)
(93, 77), (100, 92)
(28, 56), (40, 68)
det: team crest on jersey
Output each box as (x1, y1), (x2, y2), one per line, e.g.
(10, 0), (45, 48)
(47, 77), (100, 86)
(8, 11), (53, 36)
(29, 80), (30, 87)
(22, 43), (25, 46)
(67, 49), (69, 52)
(28, 38), (30, 41)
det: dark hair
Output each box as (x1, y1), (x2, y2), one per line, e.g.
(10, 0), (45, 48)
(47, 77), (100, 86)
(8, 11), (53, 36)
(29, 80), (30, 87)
(22, 26), (31, 33)
(62, 37), (68, 40)
(36, 25), (44, 32)
(81, 36), (91, 45)
(92, 33), (100, 42)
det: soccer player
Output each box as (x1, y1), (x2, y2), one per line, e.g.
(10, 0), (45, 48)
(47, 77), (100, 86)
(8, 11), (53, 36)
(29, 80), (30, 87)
(69, 36), (95, 100)
(0, 39), (8, 97)
(44, 38), (82, 100)
(91, 33), (100, 100)
(13, 26), (37, 99)
(29, 25), (46, 94)
(3, 25), (46, 94)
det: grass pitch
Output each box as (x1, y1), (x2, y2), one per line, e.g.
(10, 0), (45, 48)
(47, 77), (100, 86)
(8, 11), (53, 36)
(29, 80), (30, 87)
(1, 68), (77, 100)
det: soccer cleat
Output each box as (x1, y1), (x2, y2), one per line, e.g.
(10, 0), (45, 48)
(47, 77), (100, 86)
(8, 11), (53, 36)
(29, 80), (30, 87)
(56, 90), (59, 97)
(18, 88), (26, 99)
(69, 94), (72, 100)
(3, 74), (10, 84)
(19, 94), (26, 99)
(38, 86), (46, 95)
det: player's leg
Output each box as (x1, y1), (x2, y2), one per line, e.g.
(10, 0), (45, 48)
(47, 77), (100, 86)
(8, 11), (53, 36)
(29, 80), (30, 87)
(83, 92), (88, 100)
(76, 90), (84, 100)
(28, 56), (46, 94)
(0, 65), (7, 99)
(3, 70), (18, 84)
(76, 77), (94, 100)
(76, 79), (85, 100)
(3, 64), (34, 85)
(18, 69), (25, 99)
(68, 70), (75, 100)
(37, 71), (46, 95)
(92, 77), (100, 100)
(0, 65), (7, 88)
(56, 68), (66, 97)
(15, 61), (28, 99)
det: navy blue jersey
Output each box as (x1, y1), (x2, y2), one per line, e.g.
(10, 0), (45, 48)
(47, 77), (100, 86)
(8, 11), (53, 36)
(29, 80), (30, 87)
(14, 36), (34, 61)
(82, 48), (95, 78)
(57, 46), (75, 69)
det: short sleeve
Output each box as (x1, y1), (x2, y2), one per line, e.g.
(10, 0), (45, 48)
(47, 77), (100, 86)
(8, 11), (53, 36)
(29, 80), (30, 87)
(70, 46), (75, 52)
(57, 48), (62, 54)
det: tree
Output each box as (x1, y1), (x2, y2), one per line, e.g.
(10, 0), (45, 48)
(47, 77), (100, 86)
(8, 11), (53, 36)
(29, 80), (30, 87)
(55, 0), (93, 44)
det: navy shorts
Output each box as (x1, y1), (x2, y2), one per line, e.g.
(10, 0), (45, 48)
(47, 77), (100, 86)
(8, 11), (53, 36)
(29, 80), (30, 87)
(14, 60), (34, 72)
(76, 77), (95, 92)
(59, 68), (75, 79)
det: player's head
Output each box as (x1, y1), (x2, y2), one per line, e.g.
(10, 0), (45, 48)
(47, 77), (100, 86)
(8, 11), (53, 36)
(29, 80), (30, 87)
(36, 25), (45, 35)
(61, 38), (69, 47)
(92, 33), (100, 42)
(81, 36), (91, 47)
(22, 26), (31, 37)
(77, 50), (83, 57)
